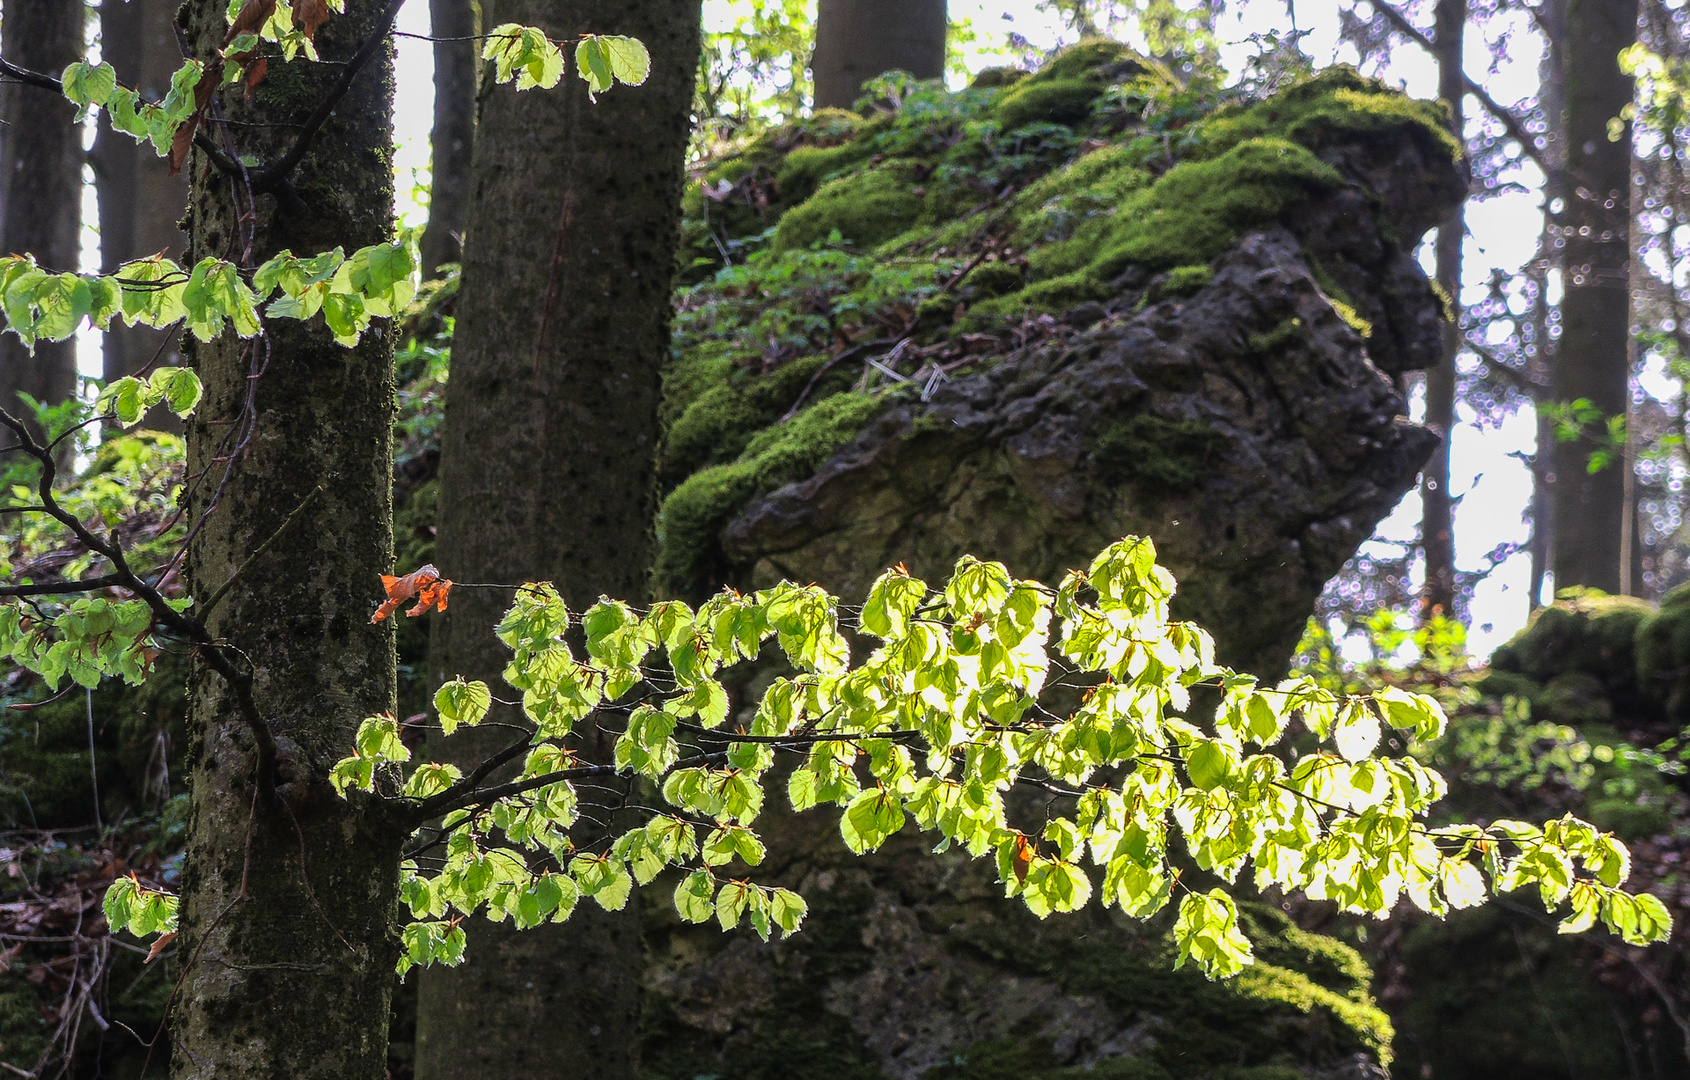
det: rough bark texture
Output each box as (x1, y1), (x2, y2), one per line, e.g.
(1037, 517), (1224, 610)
(1550, 0), (1637, 592)
(416, 0), (476, 276)
(412, 2), (702, 1078)
(1419, 0), (1465, 619)
(0, 0), (83, 429)
(174, 1), (402, 1076)
(811, 0), (946, 110)
(93, 0), (192, 424)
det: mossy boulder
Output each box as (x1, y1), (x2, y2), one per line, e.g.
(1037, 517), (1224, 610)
(1487, 590), (1657, 725)
(1633, 581), (1690, 727)
(776, 165), (931, 252)
(643, 776), (1391, 1080)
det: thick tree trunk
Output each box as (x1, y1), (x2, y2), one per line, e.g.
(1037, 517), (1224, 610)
(412, 2), (701, 1079)
(417, 0), (476, 276)
(0, 0), (83, 430)
(1419, 0), (1465, 619)
(93, 0), (191, 428)
(811, 0), (945, 110)
(1550, 0), (1637, 592)
(173, 1), (402, 1077)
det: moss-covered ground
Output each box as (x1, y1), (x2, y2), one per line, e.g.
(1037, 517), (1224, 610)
(658, 47), (1457, 598)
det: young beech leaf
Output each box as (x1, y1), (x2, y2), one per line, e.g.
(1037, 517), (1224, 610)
(435, 678), (491, 735)
(575, 35), (650, 99)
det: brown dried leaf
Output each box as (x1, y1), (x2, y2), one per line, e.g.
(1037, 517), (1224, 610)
(224, 0), (277, 44)
(294, 0), (332, 41)
(167, 69), (217, 177)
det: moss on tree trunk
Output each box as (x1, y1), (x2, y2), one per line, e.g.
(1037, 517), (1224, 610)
(412, 2), (702, 1078)
(172, 1), (404, 1076)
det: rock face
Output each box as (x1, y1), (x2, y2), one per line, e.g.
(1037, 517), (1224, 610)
(723, 227), (1436, 679)
(645, 50), (1467, 1080)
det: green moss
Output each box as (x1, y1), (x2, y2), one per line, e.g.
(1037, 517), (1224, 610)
(1147, 264), (1214, 301)
(0, 979), (48, 1073)
(655, 393), (884, 596)
(1586, 795), (1672, 840)
(977, 138), (1341, 318)
(1038, 38), (1154, 83)
(1489, 590), (1655, 718)
(921, 1039), (1172, 1080)
(1195, 66), (1459, 163)
(992, 77), (1105, 131)
(777, 141), (878, 205)
(1089, 414), (1228, 492)
(661, 354), (842, 484)
(1247, 316), (1304, 353)
(965, 260), (1026, 299)
(1633, 581), (1690, 724)
(775, 166), (930, 252)
(970, 66), (1030, 90)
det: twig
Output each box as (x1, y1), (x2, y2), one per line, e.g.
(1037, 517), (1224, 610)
(0, 573), (130, 598)
(0, 408), (280, 794)
(0, 56), (242, 178)
(248, 0), (411, 192)
(198, 485), (322, 619)
(779, 337), (901, 422)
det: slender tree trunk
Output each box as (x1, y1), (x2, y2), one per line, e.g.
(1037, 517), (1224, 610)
(412, 2), (701, 1078)
(417, 0), (476, 276)
(93, 0), (191, 429)
(0, 0), (83, 431)
(1419, 0), (1465, 620)
(1550, 0), (1637, 592)
(173, 1), (403, 1076)
(811, 0), (945, 110)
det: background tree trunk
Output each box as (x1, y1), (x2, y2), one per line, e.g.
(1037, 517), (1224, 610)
(412, 2), (701, 1078)
(1420, 0), (1465, 619)
(1550, 0), (1637, 592)
(0, 0), (84, 432)
(811, 0), (946, 110)
(173, 0), (403, 1076)
(93, 0), (190, 426)
(417, 0), (476, 277)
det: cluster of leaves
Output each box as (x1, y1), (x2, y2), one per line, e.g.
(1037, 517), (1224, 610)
(0, 597), (181, 692)
(483, 26), (650, 98)
(0, 242), (414, 353)
(61, 56), (206, 158)
(298, 537), (1678, 980)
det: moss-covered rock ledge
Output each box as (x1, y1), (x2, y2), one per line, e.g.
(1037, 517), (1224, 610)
(656, 46), (1463, 679)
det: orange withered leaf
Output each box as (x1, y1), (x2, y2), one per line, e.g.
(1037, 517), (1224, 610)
(145, 930), (177, 963)
(167, 68), (217, 176)
(1011, 834), (1033, 884)
(373, 564), (453, 623)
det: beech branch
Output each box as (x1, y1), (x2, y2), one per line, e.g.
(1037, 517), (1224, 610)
(0, 56), (243, 178)
(249, 0), (410, 191)
(0, 409), (280, 792)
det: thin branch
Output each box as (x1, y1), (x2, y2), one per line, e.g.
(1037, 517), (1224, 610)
(0, 574), (129, 598)
(198, 485), (321, 619)
(1366, 0), (1550, 173)
(414, 751), (732, 821)
(0, 56), (243, 178)
(248, 0), (410, 191)
(0, 408), (279, 791)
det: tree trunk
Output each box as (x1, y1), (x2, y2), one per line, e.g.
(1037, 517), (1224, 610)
(811, 0), (946, 110)
(412, 2), (701, 1079)
(173, 1), (403, 1076)
(1550, 0), (1637, 592)
(1419, 0), (1465, 619)
(0, 0), (83, 431)
(93, 0), (191, 428)
(417, 0), (476, 276)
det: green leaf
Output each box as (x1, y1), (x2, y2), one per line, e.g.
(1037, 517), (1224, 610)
(674, 870), (716, 924)
(435, 678), (492, 735)
(860, 568), (927, 639)
(485, 23), (565, 90)
(840, 788), (905, 854)
(62, 60), (118, 119)
(150, 367), (204, 418)
(1332, 700), (1381, 762)
(574, 34), (650, 99)
(98, 377), (149, 427)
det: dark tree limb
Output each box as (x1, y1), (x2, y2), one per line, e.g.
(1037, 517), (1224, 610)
(0, 407), (279, 791)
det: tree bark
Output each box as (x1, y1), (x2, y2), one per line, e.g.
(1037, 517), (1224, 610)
(412, 2), (701, 1079)
(1419, 0), (1465, 619)
(172, 1), (403, 1076)
(93, 0), (191, 427)
(417, 0), (476, 276)
(811, 0), (946, 110)
(1550, 0), (1637, 592)
(0, 0), (83, 432)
